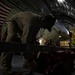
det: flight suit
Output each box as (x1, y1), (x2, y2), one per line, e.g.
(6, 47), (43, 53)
(1, 11), (56, 73)
(1, 11), (44, 71)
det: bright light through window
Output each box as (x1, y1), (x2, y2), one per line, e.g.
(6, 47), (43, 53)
(57, 0), (65, 3)
(66, 30), (69, 35)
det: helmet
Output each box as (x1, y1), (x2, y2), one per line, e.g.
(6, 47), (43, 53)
(41, 14), (56, 31)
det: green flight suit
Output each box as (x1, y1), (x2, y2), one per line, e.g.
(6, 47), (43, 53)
(1, 11), (44, 70)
